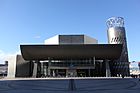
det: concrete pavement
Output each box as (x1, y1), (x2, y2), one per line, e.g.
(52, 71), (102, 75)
(0, 77), (140, 93)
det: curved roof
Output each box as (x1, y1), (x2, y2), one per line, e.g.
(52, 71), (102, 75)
(20, 44), (122, 60)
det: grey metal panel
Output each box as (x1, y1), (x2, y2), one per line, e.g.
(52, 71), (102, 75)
(59, 35), (72, 44)
(71, 35), (84, 44)
(15, 55), (31, 77)
(59, 35), (84, 44)
(107, 17), (129, 76)
(20, 44), (122, 60)
(107, 27), (126, 44)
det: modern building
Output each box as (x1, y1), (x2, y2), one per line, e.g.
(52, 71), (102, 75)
(130, 62), (140, 75)
(7, 17), (130, 78)
(0, 61), (8, 78)
(107, 17), (130, 76)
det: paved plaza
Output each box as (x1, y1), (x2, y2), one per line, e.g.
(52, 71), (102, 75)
(0, 77), (140, 93)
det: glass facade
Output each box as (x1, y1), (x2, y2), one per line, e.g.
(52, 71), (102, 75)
(34, 59), (108, 77)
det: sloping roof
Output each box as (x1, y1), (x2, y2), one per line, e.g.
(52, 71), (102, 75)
(20, 44), (122, 60)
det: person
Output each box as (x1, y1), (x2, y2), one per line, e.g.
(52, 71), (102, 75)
(122, 74), (124, 78)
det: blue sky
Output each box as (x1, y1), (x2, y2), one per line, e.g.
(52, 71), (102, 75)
(0, 0), (140, 66)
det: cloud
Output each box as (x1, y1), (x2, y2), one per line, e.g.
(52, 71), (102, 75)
(129, 62), (139, 68)
(0, 50), (21, 64)
(129, 64), (134, 68)
(34, 35), (41, 39)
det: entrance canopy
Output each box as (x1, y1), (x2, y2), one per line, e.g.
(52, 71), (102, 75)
(20, 44), (122, 60)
